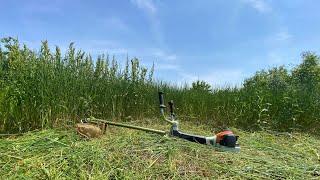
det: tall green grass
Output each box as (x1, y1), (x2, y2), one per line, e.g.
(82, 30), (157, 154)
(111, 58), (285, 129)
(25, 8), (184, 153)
(0, 37), (319, 133)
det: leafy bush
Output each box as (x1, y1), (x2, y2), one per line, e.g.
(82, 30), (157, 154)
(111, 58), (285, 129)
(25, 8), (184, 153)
(241, 52), (320, 131)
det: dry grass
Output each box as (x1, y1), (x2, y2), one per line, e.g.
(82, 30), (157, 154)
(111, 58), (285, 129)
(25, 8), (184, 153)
(1, 120), (319, 179)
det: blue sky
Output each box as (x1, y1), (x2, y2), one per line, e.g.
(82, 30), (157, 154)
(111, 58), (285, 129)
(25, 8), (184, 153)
(1, 0), (320, 87)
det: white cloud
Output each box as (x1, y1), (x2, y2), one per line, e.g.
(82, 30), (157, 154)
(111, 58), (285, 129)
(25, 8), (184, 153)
(144, 48), (179, 73)
(274, 31), (292, 41)
(152, 49), (177, 61)
(177, 69), (247, 88)
(131, 0), (165, 46)
(101, 17), (129, 31)
(130, 0), (157, 15)
(156, 64), (180, 71)
(267, 52), (284, 65)
(22, 1), (63, 14)
(264, 29), (293, 45)
(266, 51), (300, 67)
(241, 0), (272, 13)
(75, 40), (125, 54)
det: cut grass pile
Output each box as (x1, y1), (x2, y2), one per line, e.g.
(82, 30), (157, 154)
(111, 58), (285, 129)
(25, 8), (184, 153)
(1, 120), (319, 179)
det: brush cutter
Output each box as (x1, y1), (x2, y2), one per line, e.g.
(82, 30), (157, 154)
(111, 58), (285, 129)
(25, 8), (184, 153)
(84, 92), (240, 152)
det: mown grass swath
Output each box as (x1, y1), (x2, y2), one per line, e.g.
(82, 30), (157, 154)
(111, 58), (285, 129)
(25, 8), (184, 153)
(0, 37), (319, 133)
(1, 122), (319, 179)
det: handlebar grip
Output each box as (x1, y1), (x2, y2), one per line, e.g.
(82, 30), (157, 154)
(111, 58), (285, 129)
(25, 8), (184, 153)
(168, 100), (174, 115)
(159, 92), (165, 106)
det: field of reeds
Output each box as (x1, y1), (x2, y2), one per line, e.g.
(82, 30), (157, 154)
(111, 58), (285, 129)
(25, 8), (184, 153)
(1, 37), (320, 134)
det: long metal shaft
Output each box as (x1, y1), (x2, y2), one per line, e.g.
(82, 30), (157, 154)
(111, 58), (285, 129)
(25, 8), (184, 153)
(87, 118), (167, 135)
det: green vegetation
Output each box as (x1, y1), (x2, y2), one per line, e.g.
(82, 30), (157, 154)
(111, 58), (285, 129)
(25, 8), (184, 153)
(0, 37), (320, 134)
(1, 120), (319, 179)
(1, 37), (320, 179)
